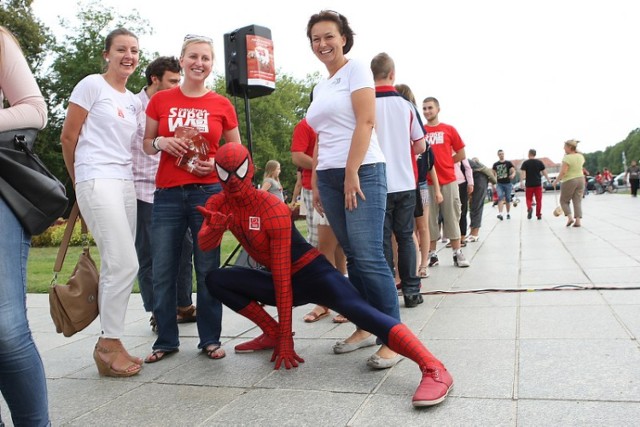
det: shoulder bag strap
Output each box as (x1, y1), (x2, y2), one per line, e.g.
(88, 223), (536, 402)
(53, 202), (86, 273)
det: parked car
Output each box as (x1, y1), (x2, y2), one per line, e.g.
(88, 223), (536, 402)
(615, 172), (627, 187)
(542, 173), (559, 191)
(512, 181), (524, 192)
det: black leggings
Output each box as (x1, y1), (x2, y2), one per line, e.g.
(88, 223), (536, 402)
(206, 256), (399, 343)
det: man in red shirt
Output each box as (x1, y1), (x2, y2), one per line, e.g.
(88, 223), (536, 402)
(422, 97), (470, 268)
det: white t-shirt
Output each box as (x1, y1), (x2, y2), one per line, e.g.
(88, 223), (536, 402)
(70, 74), (141, 183)
(306, 59), (385, 170)
(375, 90), (424, 193)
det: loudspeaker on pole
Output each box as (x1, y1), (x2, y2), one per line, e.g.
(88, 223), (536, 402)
(224, 25), (275, 99)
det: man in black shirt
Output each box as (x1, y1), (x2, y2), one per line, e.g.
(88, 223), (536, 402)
(520, 149), (550, 219)
(492, 150), (516, 220)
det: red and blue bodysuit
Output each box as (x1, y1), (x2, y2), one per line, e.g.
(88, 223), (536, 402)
(197, 142), (453, 407)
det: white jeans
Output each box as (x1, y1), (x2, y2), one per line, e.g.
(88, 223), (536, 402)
(76, 179), (138, 338)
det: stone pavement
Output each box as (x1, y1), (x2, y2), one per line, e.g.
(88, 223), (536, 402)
(3, 192), (640, 426)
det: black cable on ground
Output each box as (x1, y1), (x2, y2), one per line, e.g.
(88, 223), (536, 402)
(405, 284), (640, 296)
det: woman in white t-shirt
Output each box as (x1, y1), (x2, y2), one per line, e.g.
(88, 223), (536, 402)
(61, 28), (143, 378)
(305, 11), (402, 364)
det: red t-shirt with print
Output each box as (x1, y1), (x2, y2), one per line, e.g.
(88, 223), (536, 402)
(424, 122), (465, 186)
(146, 86), (238, 188)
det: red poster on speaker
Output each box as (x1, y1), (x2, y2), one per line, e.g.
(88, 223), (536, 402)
(246, 34), (275, 89)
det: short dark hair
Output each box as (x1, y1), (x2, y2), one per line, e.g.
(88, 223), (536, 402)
(423, 97), (439, 107)
(529, 149), (536, 156)
(145, 56), (181, 86)
(306, 10), (355, 55)
(371, 52), (393, 80)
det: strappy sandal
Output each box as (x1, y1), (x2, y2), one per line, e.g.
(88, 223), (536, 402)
(332, 314), (350, 323)
(93, 342), (141, 377)
(303, 307), (330, 323)
(176, 305), (197, 323)
(418, 266), (429, 278)
(203, 345), (226, 360)
(144, 349), (179, 364)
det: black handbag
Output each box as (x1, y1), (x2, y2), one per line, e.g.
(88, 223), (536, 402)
(0, 128), (69, 235)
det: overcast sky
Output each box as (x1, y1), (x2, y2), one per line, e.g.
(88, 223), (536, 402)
(33, 0), (640, 169)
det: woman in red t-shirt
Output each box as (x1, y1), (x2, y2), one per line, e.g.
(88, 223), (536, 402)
(142, 35), (240, 363)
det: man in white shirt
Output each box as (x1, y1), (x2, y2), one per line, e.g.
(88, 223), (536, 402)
(132, 57), (195, 332)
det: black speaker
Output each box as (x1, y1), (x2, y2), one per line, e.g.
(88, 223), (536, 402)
(224, 25), (275, 99)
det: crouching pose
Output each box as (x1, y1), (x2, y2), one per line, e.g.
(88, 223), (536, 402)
(198, 143), (453, 407)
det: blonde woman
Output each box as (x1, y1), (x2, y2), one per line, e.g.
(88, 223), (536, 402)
(553, 139), (585, 227)
(61, 28), (143, 377)
(142, 34), (241, 363)
(261, 159), (284, 201)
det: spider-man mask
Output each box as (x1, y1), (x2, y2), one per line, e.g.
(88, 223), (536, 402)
(215, 142), (254, 196)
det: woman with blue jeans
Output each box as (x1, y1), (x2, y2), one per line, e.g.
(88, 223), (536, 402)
(142, 34), (241, 362)
(0, 25), (50, 425)
(306, 11), (400, 365)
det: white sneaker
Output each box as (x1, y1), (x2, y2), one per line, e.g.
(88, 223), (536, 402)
(453, 251), (470, 268)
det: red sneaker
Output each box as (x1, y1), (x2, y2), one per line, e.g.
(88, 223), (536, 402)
(234, 333), (276, 353)
(412, 366), (454, 407)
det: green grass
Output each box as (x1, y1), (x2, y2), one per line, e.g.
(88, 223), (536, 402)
(27, 220), (308, 293)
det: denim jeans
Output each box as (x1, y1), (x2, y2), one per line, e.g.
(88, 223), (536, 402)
(384, 190), (420, 295)
(317, 163), (400, 321)
(136, 200), (193, 312)
(151, 184), (222, 351)
(496, 183), (513, 203)
(0, 198), (49, 426)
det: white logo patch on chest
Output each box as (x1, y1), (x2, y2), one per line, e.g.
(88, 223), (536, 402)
(249, 216), (261, 230)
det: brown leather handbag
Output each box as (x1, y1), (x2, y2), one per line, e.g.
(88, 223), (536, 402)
(49, 202), (99, 337)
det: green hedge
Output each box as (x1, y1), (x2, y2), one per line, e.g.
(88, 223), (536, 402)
(32, 220), (96, 247)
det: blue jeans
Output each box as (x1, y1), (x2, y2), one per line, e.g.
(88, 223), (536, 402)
(151, 184), (222, 351)
(384, 190), (420, 295)
(317, 163), (400, 321)
(0, 198), (49, 426)
(496, 183), (512, 203)
(136, 200), (193, 312)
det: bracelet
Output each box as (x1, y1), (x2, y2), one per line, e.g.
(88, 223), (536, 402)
(151, 137), (161, 152)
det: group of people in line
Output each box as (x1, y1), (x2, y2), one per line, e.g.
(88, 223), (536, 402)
(4, 8), (634, 423)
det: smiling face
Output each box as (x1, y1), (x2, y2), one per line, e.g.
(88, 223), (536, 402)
(104, 35), (139, 78)
(309, 20), (346, 69)
(180, 41), (213, 83)
(422, 101), (439, 123)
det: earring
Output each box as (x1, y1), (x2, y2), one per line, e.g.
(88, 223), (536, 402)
(106, 59), (110, 63)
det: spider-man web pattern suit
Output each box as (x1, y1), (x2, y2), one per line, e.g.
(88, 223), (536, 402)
(197, 142), (453, 406)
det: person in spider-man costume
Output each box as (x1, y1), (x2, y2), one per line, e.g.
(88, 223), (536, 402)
(197, 142), (453, 407)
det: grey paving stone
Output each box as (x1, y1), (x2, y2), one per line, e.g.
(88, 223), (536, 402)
(352, 395), (516, 427)
(376, 338), (516, 400)
(519, 305), (630, 339)
(438, 293), (519, 308)
(419, 306), (517, 340)
(65, 383), (244, 426)
(206, 388), (367, 427)
(517, 399), (640, 427)
(518, 290), (606, 306)
(584, 266), (640, 283)
(520, 268), (591, 286)
(609, 304), (640, 339)
(519, 339), (640, 401)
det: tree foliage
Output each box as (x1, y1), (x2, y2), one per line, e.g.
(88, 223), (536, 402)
(212, 72), (320, 197)
(584, 128), (640, 174)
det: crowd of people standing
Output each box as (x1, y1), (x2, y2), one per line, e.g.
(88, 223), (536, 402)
(5, 7), (639, 423)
